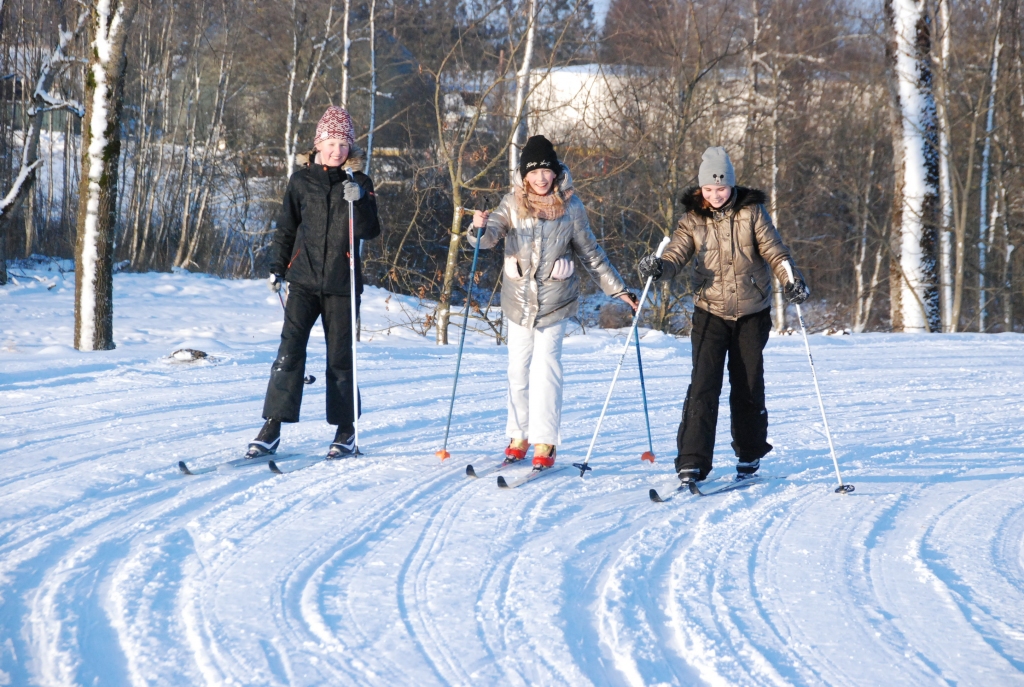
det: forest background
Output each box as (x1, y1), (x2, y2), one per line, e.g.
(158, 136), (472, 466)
(1, 0), (1022, 345)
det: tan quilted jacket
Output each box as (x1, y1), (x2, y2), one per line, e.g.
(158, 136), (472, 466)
(660, 186), (796, 321)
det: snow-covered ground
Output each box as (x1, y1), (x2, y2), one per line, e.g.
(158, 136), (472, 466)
(2, 267), (1023, 686)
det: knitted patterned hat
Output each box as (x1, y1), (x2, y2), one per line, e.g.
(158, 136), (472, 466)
(315, 106), (355, 146)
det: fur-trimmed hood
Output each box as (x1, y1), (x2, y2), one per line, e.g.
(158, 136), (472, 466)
(296, 144), (368, 173)
(511, 162), (576, 195)
(680, 186), (768, 218)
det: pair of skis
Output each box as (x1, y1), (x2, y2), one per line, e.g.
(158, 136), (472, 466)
(648, 475), (764, 502)
(465, 457), (567, 489)
(178, 452), (353, 476)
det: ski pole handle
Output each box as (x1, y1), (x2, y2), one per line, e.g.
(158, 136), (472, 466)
(655, 235), (671, 258)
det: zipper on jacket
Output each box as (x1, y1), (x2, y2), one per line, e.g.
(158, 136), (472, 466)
(288, 248), (301, 269)
(750, 274), (766, 299)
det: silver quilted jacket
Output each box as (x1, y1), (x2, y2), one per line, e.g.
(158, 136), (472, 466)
(468, 167), (628, 329)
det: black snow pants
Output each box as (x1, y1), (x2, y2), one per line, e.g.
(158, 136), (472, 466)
(262, 284), (360, 430)
(676, 306), (773, 480)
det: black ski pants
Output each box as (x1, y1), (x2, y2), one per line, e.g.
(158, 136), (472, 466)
(262, 285), (360, 430)
(676, 306), (773, 480)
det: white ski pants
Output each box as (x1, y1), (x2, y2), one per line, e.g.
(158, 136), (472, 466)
(505, 319), (567, 446)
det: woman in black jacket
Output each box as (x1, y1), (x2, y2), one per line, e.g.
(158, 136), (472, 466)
(247, 106), (381, 459)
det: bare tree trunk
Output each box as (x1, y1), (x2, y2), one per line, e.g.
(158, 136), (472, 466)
(284, 2), (333, 177)
(933, 0), (955, 332)
(341, 0), (351, 107)
(769, 71), (786, 331)
(75, 0), (137, 351)
(366, 0), (377, 175)
(977, 1), (1002, 332)
(885, 0), (940, 333)
(436, 205), (465, 345)
(853, 146), (876, 332)
(0, 11), (87, 255)
(508, 0), (537, 183)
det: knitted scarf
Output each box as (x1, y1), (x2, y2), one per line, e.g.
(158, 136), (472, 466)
(515, 186), (574, 221)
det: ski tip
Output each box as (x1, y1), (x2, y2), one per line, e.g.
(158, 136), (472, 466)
(835, 483), (855, 494)
(465, 464), (477, 478)
(178, 460), (193, 475)
(687, 481), (703, 496)
(497, 475), (510, 489)
(268, 460), (283, 474)
(436, 449), (450, 461)
(641, 451), (656, 463)
(649, 488), (664, 503)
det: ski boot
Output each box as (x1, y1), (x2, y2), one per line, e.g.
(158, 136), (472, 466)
(246, 419), (280, 459)
(532, 444), (556, 469)
(736, 457), (760, 481)
(677, 468), (701, 486)
(327, 428), (356, 459)
(504, 439), (530, 464)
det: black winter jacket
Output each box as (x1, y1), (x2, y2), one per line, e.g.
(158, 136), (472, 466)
(269, 152), (381, 295)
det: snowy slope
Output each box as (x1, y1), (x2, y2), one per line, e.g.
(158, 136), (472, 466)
(1, 268), (1023, 686)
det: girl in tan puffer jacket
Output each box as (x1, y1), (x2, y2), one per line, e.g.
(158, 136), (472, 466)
(471, 136), (637, 469)
(637, 146), (809, 486)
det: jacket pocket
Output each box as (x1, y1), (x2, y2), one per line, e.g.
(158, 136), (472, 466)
(749, 274), (766, 299)
(504, 255), (524, 279)
(287, 248), (301, 270)
(696, 278), (708, 301)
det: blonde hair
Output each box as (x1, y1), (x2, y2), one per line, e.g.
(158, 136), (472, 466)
(515, 172), (567, 219)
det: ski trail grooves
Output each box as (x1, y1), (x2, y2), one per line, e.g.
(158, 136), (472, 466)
(4, 274), (1024, 685)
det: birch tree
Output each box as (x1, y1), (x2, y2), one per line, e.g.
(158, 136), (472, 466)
(508, 0), (537, 184)
(976, 0), (1003, 332)
(931, 0), (954, 331)
(430, 1), (545, 345)
(0, 11), (86, 259)
(74, 0), (137, 351)
(885, 0), (940, 333)
(283, 1), (336, 176)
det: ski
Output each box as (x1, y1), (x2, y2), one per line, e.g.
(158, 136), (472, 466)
(178, 454), (290, 476)
(269, 450), (360, 474)
(497, 464), (568, 489)
(692, 475), (763, 496)
(466, 458), (526, 479)
(649, 475), (764, 502)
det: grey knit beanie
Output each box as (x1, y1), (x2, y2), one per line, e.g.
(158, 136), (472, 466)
(698, 146), (736, 187)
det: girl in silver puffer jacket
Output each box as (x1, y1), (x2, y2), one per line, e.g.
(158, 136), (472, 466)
(470, 135), (636, 468)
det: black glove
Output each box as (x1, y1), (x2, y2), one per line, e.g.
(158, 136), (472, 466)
(638, 254), (663, 281)
(267, 273), (283, 293)
(343, 180), (364, 202)
(784, 278), (810, 304)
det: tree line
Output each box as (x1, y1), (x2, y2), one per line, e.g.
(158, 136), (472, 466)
(0, 0), (1022, 349)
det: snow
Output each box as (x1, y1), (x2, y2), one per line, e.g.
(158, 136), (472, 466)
(2, 268), (1024, 685)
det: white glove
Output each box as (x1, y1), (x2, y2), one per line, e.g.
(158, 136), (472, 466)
(549, 257), (574, 281)
(343, 180), (364, 202)
(267, 274), (283, 293)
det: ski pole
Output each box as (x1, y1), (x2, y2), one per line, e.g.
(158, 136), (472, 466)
(635, 333), (655, 463)
(783, 262), (852, 494)
(573, 235), (671, 477)
(345, 169), (362, 455)
(436, 206), (481, 461)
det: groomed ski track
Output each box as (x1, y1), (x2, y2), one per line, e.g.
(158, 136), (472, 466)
(2, 270), (1024, 686)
